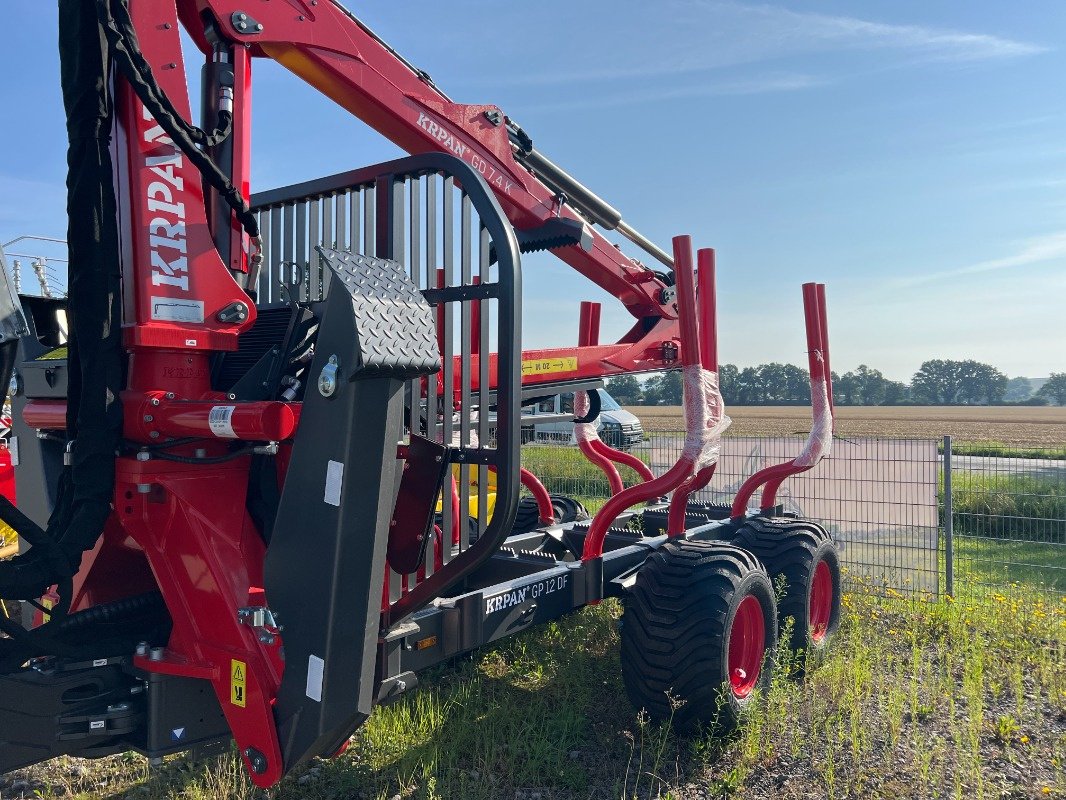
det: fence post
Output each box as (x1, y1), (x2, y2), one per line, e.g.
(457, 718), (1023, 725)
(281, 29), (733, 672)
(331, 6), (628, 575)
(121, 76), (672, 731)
(943, 435), (954, 599)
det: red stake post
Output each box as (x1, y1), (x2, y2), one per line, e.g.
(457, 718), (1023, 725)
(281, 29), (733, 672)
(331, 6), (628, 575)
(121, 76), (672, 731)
(729, 283), (833, 518)
(581, 236), (704, 561)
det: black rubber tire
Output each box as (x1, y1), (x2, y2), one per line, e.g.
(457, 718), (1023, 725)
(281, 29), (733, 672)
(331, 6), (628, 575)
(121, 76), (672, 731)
(511, 496), (543, 534)
(620, 540), (777, 733)
(731, 517), (841, 657)
(549, 494), (590, 524)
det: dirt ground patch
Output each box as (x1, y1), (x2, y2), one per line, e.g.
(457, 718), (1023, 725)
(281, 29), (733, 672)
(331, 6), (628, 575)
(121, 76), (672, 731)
(630, 405), (1066, 445)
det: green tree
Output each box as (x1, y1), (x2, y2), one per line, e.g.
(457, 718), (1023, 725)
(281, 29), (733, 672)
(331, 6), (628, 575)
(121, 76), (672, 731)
(1004, 376), (1034, 403)
(911, 359), (1007, 404)
(838, 364), (888, 405)
(718, 363), (739, 404)
(912, 360), (964, 403)
(642, 370), (683, 405)
(1036, 372), (1066, 405)
(605, 374), (642, 404)
(957, 360), (1007, 404)
(882, 380), (909, 405)
(734, 366), (761, 404)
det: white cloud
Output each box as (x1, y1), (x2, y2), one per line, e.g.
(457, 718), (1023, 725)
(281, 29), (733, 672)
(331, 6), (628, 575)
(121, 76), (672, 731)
(894, 232), (1066, 286)
(523, 72), (826, 112)
(732, 3), (1047, 63)
(479, 1), (1047, 88)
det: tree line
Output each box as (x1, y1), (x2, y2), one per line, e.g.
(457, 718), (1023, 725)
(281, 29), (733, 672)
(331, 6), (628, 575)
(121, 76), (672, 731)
(605, 363), (1066, 407)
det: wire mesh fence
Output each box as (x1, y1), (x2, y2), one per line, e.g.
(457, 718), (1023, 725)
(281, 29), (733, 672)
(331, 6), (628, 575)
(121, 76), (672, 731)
(944, 436), (1065, 605)
(520, 432), (1066, 605)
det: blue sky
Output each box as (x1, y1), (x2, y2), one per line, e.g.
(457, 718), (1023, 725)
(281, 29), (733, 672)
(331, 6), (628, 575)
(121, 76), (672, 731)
(1, 1), (1063, 381)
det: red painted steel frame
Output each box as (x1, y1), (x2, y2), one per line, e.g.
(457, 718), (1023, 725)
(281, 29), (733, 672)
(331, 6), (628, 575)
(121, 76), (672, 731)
(728, 283), (832, 519)
(667, 248), (720, 535)
(519, 468), (555, 524)
(37, 0), (713, 786)
(581, 236), (703, 561)
(176, 0), (686, 384)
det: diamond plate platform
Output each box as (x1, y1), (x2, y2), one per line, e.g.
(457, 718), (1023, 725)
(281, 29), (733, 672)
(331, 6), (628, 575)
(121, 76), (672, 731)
(318, 247), (441, 378)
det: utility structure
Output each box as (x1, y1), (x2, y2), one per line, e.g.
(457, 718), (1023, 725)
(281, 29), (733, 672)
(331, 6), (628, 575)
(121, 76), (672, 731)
(0, 0), (841, 786)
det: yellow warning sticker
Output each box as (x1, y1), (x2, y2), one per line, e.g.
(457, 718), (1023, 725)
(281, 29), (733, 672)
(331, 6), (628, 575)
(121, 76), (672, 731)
(35, 346), (68, 361)
(231, 659), (247, 707)
(521, 357), (578, 377)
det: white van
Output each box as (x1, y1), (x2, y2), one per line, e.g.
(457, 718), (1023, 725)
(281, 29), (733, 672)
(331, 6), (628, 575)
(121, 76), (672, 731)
(521, 389), (644, 450)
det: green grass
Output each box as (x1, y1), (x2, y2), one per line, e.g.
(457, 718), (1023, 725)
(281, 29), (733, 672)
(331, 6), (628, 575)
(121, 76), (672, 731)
(18, 586), (1065, 799)
(940, 441), (1066, 460)
(521, 444), (649, 502)
(952, 535), (1066, 594)
(949, 471), (1065, 542)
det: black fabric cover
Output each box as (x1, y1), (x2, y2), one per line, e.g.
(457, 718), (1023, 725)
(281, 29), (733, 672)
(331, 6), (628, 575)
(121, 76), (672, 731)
(0, 0), (123, 602)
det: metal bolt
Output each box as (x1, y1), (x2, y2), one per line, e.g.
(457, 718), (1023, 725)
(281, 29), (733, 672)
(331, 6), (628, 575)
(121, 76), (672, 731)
(298, 15), (305, 21)
(165, 392), (175, 400)
(149, 647), (165, 661)
(143, 415), (154, 422)
(243, 748), (268, 775)
(237, 13), (247, 20)
(255, 23), (264, 31)
(135, 641), (149, 656)
(163, 22), (171, 29)
(228, 393), (236, 401)
(167, 62), (177, 69)
(150, 398), (160, 406)
(149, 431), (160, 439)
(195, 448), (207, 458)
(395, 679), (407, 692)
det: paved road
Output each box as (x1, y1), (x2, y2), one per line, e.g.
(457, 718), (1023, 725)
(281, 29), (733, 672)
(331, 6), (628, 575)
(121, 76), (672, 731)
(952, 455), (1064, 477)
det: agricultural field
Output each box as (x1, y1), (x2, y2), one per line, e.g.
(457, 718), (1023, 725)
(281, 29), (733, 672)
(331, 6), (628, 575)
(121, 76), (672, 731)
(630, 405), (1066, 447)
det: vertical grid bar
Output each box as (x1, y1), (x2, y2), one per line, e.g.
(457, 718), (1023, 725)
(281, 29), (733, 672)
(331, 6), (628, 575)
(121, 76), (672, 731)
(943, 435), (954, 598)
(363, 184), (376, 257)
(349, 188), (361, 255)
(408, 177), (423, 440)
(321, 194), (334, 296)
(425, 177), (439, 447)
(477, 224), (490, 536)
(294, 201), (308, 302)
(459, 193), (473, 548)
(335, 191), (346, 251)
(441, 177), (455, 561)
(322, 194), (334, 252)
(257, 209), (269, 302)
(268, 207), (282, 306)
(281, 203), (294, 306)
(308, 199), (321, 301)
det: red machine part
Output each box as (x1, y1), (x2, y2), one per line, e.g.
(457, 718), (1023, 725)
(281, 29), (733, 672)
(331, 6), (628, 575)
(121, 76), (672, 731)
(667, 248), (721, 535)
(728, 283), (833, 518)
(12, 0), (730, 785)
(581, 236), (707, 561)
(0, 448), (14, 505)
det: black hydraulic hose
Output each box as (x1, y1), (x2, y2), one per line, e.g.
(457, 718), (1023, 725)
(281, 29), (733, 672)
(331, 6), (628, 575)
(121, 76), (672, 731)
(95, 0), (260, 240)
(152, 445), (258, 465)
(51, 590), (164, 632)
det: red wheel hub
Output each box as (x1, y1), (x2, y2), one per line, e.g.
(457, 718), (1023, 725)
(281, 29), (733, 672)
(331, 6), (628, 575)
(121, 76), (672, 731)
(728, 594), (765, 698)
(809, 559), (833, 642)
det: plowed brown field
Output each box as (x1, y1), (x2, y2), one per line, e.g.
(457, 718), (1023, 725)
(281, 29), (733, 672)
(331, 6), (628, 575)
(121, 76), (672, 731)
(627, 405), (1066, 444)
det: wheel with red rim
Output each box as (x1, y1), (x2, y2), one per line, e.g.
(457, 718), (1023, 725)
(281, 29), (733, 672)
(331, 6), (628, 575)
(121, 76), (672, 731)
(731, 517), (841, 660)
(620, 540), (777, 732)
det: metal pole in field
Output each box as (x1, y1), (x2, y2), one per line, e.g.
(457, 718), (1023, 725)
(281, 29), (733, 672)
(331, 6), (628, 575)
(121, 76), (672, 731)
(943, 435), (954, 598)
